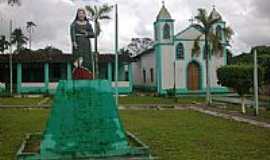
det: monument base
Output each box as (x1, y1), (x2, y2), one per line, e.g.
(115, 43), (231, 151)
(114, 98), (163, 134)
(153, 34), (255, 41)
(17, 132), (152, 160)
(16, 80), (152, 160)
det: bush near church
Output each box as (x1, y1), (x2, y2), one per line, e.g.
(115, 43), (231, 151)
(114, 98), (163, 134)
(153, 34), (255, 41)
(217, 65), (262, 114)
(231, 46), (270, 89)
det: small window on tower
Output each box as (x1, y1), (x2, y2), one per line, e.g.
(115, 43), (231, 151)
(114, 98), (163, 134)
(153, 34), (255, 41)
(216, 25), (223, 41)
(163, 23), (170, 39)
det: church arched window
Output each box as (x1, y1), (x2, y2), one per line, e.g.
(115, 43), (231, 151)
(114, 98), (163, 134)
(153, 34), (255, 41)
(176, 43), (184, 59)
(163, 23), (170, 39)
(216, 25), (223, 41)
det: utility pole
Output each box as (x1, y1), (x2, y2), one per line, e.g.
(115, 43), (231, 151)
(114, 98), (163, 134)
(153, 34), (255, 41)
(254, 49), (259, 115)
(9, 20), (13, 95)
(114, 3), (119, 105)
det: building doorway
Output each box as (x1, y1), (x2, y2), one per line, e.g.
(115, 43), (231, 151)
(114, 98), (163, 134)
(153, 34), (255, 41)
(187, 61), (201, 90)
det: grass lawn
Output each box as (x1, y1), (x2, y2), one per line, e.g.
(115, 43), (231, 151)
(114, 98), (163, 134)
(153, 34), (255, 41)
(1, 109), (270, 160)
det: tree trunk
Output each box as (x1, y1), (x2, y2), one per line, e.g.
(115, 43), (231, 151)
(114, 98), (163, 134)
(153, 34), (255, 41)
(241, 96), (246, 114)
(205, 33), (211, 105)
(17, 42), (19, 53)
(94, 20), (99, 79)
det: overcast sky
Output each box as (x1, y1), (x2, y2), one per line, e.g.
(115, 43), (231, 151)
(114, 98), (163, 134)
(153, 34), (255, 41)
(0, 0), (270, 55)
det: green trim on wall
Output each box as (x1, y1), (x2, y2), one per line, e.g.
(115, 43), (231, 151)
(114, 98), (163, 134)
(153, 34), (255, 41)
(176, 87), (229, 95)
(19, 86), (58, 94)
(155, 44), (162, 94)
(107, 63), (112, 82)
(17, 63), (22, 93)
(112, 87), (132, 94)
(19, 84), (133, 95)
(20, 87), (47, 94)
(134, 85), (157, 92)
(44, 63), (49, 92)
(0, 86), (5, 92)
(67, 63), (72, 80)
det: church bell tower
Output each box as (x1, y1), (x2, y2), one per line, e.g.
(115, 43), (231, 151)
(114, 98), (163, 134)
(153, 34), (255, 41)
(154, 1), (175, 94)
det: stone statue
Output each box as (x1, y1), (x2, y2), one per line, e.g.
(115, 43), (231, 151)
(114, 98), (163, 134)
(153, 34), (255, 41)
(70, 8), (95, 72)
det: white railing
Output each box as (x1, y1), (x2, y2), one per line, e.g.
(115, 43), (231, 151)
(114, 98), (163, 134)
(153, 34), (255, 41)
(21, 82), (44, 87)
(0, 82), (5, 88)
(48, 83), (58, 89)
(111, 81), (130, 87)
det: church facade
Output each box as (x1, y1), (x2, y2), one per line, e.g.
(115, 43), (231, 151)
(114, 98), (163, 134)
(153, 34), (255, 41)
(132, 4), (229, 95)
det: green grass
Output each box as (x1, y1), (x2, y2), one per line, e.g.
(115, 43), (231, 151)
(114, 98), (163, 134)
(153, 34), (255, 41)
(0, 109), (49, 160)
(1, 109), (270, 160)
(121, 110), (270, 160)
(0, 97), (46, 105)
(119, 96), (205, 104)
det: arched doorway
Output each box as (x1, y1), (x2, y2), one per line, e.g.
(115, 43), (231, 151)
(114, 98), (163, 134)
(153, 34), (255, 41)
(187, 61), (201, 90)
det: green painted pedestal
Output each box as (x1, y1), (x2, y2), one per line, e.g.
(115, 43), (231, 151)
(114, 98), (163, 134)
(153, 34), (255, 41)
(17, 80), (151, 160)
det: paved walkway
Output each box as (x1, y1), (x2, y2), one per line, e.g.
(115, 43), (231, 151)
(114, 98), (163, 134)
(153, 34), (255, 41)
(212, 96), (269, 106)
(188, 106), (270, 128)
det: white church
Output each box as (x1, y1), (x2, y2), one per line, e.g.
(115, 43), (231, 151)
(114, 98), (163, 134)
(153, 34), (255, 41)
(132, 4), (229, 95)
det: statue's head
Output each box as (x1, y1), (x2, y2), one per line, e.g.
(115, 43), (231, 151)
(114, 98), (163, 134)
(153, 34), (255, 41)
(75, 8), (88, 21)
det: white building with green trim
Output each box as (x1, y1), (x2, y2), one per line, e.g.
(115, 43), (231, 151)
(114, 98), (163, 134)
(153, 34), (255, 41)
(0, 53), (133, 95)
(132, 4), (229, 95)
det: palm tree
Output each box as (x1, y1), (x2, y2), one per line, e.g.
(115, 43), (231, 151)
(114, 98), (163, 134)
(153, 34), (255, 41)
(2, 0), (21, 5)
(85, 4), (113, 79)
(193, 8), (233, 105)
(11, 28), (28, 53)
(26, 21), (37, 50)
(0, 35), (10, 53)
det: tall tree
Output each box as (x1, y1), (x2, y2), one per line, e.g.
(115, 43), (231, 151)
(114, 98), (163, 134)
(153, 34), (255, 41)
(0, 35), (10, 53)
(11, 28), (28, 53)
(0, 0), (21, 5)
(85, 4), (113, 78)
(26, 21), (37, 50)
(193, 8), (233, 105)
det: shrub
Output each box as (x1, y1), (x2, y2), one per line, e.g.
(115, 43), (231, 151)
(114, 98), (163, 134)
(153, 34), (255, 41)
(217, 65), (262, 113)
